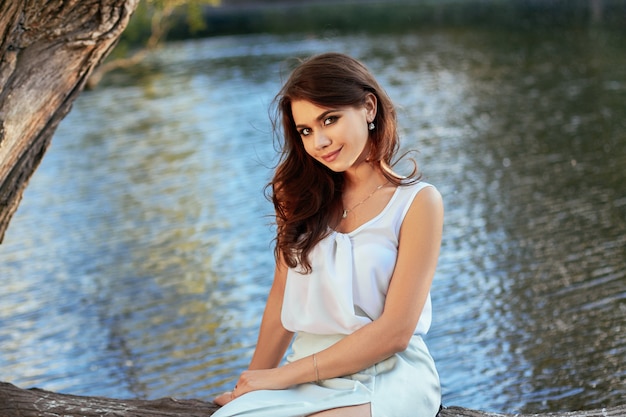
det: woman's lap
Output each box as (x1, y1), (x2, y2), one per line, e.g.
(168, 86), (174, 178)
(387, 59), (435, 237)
(213, 334), (439, 417)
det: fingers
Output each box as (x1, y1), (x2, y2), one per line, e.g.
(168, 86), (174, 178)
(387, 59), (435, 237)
(215, 371), (262, 406)
(214, 383), (239, 406)
(213, 391), (233, 406)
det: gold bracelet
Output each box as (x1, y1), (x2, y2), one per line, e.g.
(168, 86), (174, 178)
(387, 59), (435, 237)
(312, 353), (320, 383)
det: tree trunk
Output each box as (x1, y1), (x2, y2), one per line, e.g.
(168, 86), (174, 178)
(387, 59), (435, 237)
(1, 382), (624, 417)
(0, 0), (139, 243)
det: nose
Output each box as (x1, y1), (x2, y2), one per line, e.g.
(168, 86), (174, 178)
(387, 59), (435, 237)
(314, 131), (331, 150)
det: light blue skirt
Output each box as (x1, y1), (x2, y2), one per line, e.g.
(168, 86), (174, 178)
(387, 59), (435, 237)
(212, 333), (441, 417)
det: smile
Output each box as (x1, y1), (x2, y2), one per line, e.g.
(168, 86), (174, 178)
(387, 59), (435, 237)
(321, 147), (342, 163)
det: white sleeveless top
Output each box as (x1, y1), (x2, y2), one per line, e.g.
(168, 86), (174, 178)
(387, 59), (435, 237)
(281, 181), (434, 336)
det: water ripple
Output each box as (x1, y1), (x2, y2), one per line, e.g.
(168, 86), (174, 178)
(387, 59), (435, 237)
(1, 30), (624, 414)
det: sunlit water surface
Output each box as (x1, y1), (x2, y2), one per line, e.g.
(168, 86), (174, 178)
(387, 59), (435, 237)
(1, 29), (625, 414)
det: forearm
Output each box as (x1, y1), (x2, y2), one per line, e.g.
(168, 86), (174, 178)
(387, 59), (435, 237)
(279, 317), (407, 385)
(249, 314), (293, 370)
(316, 319), (406, 377)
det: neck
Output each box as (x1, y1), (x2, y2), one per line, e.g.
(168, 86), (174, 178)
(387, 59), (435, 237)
(343, 160), (384, 189)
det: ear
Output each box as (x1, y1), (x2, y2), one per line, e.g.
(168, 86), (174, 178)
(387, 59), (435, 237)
(364, 93), (378, 122)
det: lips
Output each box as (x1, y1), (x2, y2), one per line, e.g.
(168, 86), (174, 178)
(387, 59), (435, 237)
(321, 147), (342, 163)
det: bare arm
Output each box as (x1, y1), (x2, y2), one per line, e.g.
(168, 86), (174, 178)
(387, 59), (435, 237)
(214, 257), (294, 405)
(232, 186), (444, 395)
(248, 259), (294, 370)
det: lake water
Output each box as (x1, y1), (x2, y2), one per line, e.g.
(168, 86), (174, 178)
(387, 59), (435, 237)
(1, 28), (624, 414)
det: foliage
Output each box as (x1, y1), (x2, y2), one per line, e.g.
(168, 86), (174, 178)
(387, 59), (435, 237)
(118, 0), (219, 49)
(89, 0), (220, 87)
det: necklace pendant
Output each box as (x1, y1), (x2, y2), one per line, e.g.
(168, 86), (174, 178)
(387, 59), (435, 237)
(342, 209), (348, 219)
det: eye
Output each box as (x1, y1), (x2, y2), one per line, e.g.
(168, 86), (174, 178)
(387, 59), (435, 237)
(299, 127), (312, 137)
(323, 116), (337, 126)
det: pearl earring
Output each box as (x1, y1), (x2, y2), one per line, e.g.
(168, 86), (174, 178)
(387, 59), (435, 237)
(368, 122), (375, 131)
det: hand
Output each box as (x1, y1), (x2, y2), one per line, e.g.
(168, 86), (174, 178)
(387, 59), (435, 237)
(236, 368), (290, 395)
(213, 390), (234, 406)
(213, 367), (292, 406)
(234, 368), (291, 397)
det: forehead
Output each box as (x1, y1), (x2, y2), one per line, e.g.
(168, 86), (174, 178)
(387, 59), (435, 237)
(290, 100), (332, 122)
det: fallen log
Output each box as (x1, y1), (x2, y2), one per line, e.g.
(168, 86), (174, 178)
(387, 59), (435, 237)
(0, 381), (623, 417)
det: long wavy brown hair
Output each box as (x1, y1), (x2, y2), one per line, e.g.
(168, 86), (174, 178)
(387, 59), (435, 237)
(269, 52), (420, 272)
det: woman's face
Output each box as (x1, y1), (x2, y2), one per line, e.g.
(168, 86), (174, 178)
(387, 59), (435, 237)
(291, 94), (377, 173)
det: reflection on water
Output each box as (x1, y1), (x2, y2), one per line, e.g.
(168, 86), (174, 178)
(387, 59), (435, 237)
(1, 29), (624, 414)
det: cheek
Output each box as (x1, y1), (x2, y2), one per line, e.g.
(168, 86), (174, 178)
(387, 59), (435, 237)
(300, 139), (315, 157)
(353, 124), (370, 145)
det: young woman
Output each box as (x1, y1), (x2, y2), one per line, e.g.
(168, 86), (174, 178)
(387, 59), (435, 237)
(213, 52), (443, 417)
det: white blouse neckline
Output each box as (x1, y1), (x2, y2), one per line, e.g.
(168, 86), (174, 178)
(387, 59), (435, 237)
(332, 186), (401, 236)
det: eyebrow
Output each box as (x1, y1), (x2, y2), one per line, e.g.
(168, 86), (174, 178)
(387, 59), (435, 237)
(295, 109), (340, 129)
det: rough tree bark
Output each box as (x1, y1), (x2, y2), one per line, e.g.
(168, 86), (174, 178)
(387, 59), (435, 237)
(1, 381), (624, 417)
(0, 0), (139, 243)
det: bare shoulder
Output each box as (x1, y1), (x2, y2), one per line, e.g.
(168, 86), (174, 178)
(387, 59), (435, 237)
(409, 185), (443, 216)
(418, 184), (442, 203)
(395, 185), (444, 264)
(399, 185), (444, 236)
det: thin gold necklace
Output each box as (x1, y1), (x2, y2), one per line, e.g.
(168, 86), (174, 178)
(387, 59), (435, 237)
(342, 182), (387, 219)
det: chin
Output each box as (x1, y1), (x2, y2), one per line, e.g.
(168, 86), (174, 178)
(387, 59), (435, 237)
(322, 163), (349, 173)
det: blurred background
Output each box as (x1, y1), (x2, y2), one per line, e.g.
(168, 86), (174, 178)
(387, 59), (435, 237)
(1, 0), (625, 414)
